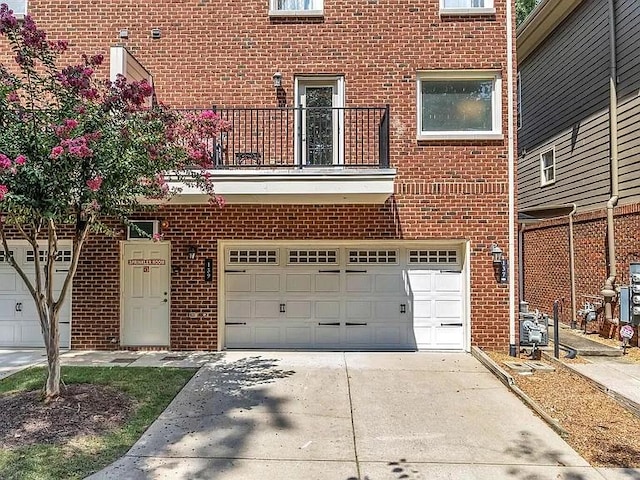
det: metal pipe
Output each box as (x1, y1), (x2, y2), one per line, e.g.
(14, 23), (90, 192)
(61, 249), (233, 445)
(568, 204), (577, 328)
(601, 0), (619, 323)
(553, 300), (560, 359)
(518, 223), (526, 307)
(506, 0), (517, 356)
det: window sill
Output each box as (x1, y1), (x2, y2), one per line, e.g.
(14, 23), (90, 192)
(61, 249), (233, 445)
(417, 132), (504, 141)
(439, 8), (496, 16)
(269, 9), (324, 17)
(540, 180), (556, 187)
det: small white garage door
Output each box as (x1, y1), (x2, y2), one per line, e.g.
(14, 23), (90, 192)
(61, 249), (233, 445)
(0, 245), (72, 348)
(223, 245), (466, 351)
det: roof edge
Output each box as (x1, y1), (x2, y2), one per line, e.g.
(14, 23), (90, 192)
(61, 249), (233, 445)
(517, 0), (584, 62)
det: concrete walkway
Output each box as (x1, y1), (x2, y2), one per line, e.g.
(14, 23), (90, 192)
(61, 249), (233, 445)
(0, 348), (47, 380)
(81, 352), (639, 480)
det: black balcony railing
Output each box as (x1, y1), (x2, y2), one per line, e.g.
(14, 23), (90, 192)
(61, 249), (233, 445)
(184, 106), (390, 169)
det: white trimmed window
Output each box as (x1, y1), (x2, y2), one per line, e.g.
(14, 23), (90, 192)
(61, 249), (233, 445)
(269, 0), (323, 16)
(4, 0), (27, 17)
(417, 70), (502, 140)
(540, 148), (556, 186)
(439, 0), (495, 15)
(127, 220), (159, 240)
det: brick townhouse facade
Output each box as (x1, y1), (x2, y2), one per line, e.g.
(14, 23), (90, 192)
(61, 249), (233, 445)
(0, 0), (518, 352)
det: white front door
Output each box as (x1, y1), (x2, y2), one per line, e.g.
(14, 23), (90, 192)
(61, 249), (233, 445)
(296, 77), (344, 166)
(121, 242), (170, 346)
(0, 245), (72, 348)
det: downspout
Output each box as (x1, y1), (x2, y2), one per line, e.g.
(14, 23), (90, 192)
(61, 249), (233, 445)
(568, 204), (577, 328)
(601, 0), (619, 322)
(506, 0), (517, 356)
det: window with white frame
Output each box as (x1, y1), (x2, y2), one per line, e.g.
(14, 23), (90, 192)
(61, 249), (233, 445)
(417, 71), (502, 140)
(540, 148), (556, 186)
(440, 0), (494, 14)
(4, 0), (27, 16)
(270, 0), (323, 15)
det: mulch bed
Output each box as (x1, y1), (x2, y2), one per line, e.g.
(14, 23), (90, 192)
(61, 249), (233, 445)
(0, 384), (135, 449)
(487, 350), (640, 468)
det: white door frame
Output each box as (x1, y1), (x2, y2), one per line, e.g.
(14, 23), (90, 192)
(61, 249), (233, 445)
(294, 75), (345, 166)
(120, 240), (171, 346)
(217, 240), (470, 352)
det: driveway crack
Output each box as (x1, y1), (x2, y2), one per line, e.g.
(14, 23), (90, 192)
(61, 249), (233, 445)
(344, 352), (361, 479)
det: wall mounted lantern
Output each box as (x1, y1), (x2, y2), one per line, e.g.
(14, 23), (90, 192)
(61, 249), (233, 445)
(490, 243), (503, 266)
(187, 245), (198, 260)
(272, 72), (283, 89)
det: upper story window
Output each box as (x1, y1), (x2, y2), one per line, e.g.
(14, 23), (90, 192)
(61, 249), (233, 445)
(440, 0), (495, 15)
(5, 0), (27, 17)
(269, 0), (323, 16)
(540, 148), (556, 186)
(417, 70), (502, 140)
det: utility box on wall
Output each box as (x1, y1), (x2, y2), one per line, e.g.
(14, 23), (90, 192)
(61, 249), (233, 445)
(627, 263), (640, 326)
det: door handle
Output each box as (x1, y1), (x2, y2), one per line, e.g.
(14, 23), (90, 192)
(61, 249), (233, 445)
(279, 303), (286, 313)
(400, 304), (406, 314)
(15, 302), (22, 312)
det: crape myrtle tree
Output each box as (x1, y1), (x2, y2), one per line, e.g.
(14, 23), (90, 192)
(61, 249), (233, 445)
(0, 4), (229, 401)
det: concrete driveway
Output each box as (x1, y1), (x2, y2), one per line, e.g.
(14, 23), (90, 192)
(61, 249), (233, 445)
(0, 349), (46, 380)
(85, 351), (638, 480)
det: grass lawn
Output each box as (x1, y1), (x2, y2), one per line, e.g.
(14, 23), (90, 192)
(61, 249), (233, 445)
(0, 366), (196, 480)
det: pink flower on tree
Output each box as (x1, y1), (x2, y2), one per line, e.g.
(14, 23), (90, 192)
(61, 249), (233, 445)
(50, 145), (64, 159)
(86, 176), (103, 192)
(14, 155), (26, 165)
(0, 184), (8, 201)
(0, 153), (11, 169)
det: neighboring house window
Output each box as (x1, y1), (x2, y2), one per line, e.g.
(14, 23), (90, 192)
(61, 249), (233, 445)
(417, 70), (502, 140)
(440, 0), (495, 15)
(270, 0), (323, 15)
(540, 148), (556, 186)
(4, 0), (27, 16)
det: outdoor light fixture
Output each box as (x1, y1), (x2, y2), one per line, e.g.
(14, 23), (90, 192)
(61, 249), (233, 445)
(490, 243), (503, 266)
(187, 245), (197, 260)
(272, 72), (282, 89)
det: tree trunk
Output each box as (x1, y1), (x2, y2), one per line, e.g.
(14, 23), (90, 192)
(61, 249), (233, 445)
(43, 305), (61, 401)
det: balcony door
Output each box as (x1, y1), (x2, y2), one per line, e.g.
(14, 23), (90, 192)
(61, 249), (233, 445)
(296, 76), (344, 166)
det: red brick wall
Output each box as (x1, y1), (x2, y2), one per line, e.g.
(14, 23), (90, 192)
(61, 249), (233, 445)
(2, 0), (517, 351)
(523, 204), (640, 329)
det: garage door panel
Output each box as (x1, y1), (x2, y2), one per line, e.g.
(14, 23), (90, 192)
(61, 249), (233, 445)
(374, 326), (403, 345)
(435, 326), (464, 348)
(226, 274), (251, 293)
(346, 274), (372, 293)
(255, 274), (280, 292)
(286, 301), (311, 319)
(226, 325), (252, 345)
(0, 273), (17, 291)
(434, 273), (462, 292)
(254, 300), (280, 318)
(286, 274), (311, 292)
(413, 298), (433, 318)
(414, 326), (432, 347)
(374, 274), (404, 294)
(315, 326), (341, 344)
(435, 299), (462, 318)
(375, 301), (402, 320)
(254, 326), (281, 344)
(315, 274), (340, 292)
(285, 326), (312, 344)
(345, 326), (372, 344)
(346, 301), (371, 319)
(315, 301), (340, 319)
(0, 298), (17, 320)
(227, 299), (252, 318)
(407, 272), (433, 293)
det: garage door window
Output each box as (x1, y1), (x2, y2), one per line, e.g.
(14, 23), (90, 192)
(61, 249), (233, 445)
(228, 249), (278, 265)
(408, 249), (458, 265)
(0, 250), (14, 263)
(26, 249), (72, 263)
(348, 250), (398, 264)
(288, 250), (338, 264)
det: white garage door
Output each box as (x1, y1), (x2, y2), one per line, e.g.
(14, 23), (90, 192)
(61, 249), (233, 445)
(0, 245), (72, 348)
(223, 245), (466, 351)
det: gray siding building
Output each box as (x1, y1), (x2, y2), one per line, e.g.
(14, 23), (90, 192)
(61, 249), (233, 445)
(517, 0), (640, 338)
